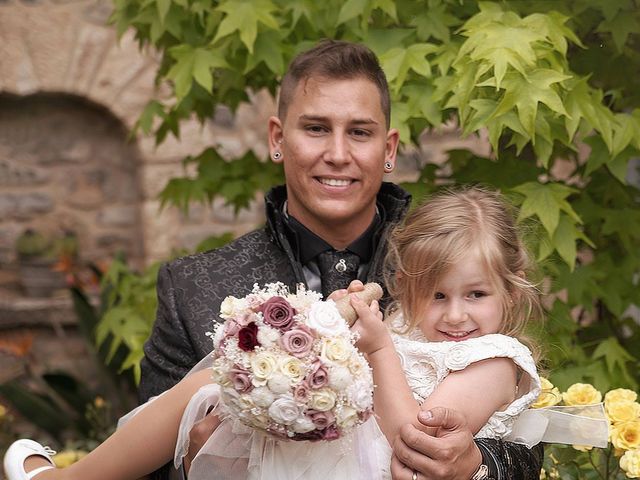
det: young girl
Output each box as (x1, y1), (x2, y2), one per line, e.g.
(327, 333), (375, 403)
(4, 187), (545, 480)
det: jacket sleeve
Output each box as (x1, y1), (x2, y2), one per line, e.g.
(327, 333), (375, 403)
(476, 438), (544, 480)
(138, 263), (198, 403)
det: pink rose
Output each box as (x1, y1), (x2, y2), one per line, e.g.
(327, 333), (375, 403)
(258, 296), (296, 331)
(238, 322), (260, 351)
(322, 424), (340, 441)
(308, 360), (329, 389)
(307, 409), (335, 430)
(280, 325), (315, 358)
(229, 366), (253, 393)
(293, 381), (311, 403)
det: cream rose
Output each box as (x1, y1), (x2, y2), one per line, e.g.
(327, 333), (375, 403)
(620, 449), (640, 478)
(321, 337), (351, 364)
(306, 301), (349, 336)
(251, 352), (277, 381)
(611, 420), (640, 451)
(292, 416), (316, 433)
(309, 389), (337, 412)
(348, 380), (373, 411)
(607, 401), (640, 424)
(562, 383), (602, 406)
(279, 357), (305, 383)
(268, 395), (301, 425)
(336, 405), (359, 429)
(532, 377), (562, 409)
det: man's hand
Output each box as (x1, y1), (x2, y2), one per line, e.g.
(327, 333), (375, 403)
(390, 407), (483, 480)
(183, 410), (222, 473)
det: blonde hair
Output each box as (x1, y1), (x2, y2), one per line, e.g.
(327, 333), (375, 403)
(385, 186), (543, 360)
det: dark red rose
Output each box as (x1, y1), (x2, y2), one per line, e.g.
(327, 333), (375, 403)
(237, 322), (260, 351)
(258, 296), (296, 331)
(293, 429), (324, 442)
(322, 424), (340, 441)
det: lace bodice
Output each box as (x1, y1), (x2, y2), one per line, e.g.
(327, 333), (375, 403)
(390, 319), (541, 440)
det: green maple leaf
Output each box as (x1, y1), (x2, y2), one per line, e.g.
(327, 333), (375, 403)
(564, 78), (615, 151)
(592, 337), (635, 378)
(390, 100), (411, 144)
(596, 9), (640, 53)
(380, 43), (437, 92)
(167, 45), (228, 99)
(409, 3), (459, 43)
(402, 84), (442, 127)
(372, 0), (397, 21)
(484, 70), (570, 140)
(244, 30), (285, 75)
(513, 182), (579, 238)
(612, 113), (640, 158)
(337, 0), (367, 25)
(214, 0), (279, 53)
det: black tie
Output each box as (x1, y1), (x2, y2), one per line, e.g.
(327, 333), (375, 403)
(316, 250), (360, 299)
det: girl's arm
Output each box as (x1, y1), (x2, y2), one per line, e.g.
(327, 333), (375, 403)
(62, 368), (218, 480)
(350, 296), (517, 444)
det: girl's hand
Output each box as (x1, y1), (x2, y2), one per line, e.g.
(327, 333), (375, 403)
(350, 295), (393, 355)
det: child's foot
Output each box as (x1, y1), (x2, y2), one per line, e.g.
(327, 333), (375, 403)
(3, 440), (56, 479)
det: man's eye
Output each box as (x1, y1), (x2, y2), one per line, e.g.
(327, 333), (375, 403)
(351, 128), (370, 137)
(306, 125), (327, 134)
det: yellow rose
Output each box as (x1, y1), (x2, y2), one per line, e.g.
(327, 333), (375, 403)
(53, 450), (87, 468)
(620, 449), (640, 478)
(309, 388), (337, 412)
(606, 388), (637, 406)
(607, 401), (640, 424)
(0, 404), (7, 419)
(572, 444), (593, 452)
(279, 357), (304, 382)
(321, 337), (351, 364)
(532, 378), (562, 408)
(562, 383), (602, 406)
(611, 420), (640, 451)
(251, 352), (277, 380)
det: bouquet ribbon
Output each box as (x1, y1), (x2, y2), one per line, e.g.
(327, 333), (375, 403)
(504, 403), (609, 448)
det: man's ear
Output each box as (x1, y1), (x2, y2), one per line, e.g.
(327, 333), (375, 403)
(385, 128), (400, 168)
(268, 116), (284, 164)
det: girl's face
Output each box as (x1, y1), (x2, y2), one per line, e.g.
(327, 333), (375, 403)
(417, 250), (504, 342)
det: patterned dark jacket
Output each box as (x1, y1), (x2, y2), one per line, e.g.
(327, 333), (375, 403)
(139, 182), (542, 480)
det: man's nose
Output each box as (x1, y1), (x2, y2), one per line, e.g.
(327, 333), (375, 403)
(325, 133), (349, 165)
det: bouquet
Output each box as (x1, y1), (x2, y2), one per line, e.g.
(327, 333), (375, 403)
(210, 282), (380, 441)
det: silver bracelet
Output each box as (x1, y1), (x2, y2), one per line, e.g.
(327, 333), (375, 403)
(471, 464), (490, 480)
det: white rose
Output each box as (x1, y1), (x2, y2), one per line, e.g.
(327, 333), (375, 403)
(310, 389), (337, 412)
(257, 325), (280, 347)
(328, 366), (353, 391)
(279, 357), (305, 383)
(336, 405), (359, 429)
(251, 386), (275, 408)
(306, 301), (349, 337)
(292, 416), (316, 433)
(348, 381), (373, 411)
(444, 343), (472, 371)
(212, 325), (225, 350)
(251, 352), (277, 380)
(321, 337), (352, 364)
(220, 296), (237, 317)
(268, 395), (301, 425)
(268, 373), (292, 394)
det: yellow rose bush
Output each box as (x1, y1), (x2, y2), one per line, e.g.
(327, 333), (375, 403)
(538, 379), (640, 479)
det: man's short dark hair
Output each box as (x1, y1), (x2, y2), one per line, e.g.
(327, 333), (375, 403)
(278, 40), (391, 128)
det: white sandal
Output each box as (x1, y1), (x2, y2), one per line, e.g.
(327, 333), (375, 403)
(3, 439), (56, 480)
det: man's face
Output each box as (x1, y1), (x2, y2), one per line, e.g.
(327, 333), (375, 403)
(269, 76), (399, 246)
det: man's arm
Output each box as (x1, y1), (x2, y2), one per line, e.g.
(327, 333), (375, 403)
(476, 438), (544, 480)
(139, 263), (197, 402)
(390, 407), (543, 480)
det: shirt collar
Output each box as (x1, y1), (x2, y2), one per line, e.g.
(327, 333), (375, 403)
(282, 202), (383, 264)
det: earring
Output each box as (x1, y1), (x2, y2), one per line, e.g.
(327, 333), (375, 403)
(272, 151), (282, 160)
(384, 161), (393, 172)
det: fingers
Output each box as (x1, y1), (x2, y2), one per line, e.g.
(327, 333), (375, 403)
(418, 407), (467, 433)
(346, 280), (364, 293)
(327, 288), (348, 302)
(185, 412), (222, 471)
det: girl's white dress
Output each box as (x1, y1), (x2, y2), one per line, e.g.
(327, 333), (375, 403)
(123, 329), (541, 480)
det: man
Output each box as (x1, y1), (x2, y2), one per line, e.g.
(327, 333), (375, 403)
(139, 40), (543, 480)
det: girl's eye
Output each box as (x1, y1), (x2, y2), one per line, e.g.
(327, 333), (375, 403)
(434, 292), (445, 300)
(470, 291), (487, 299)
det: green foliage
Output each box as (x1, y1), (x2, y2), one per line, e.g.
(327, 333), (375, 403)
(110, 0), (640, 415)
